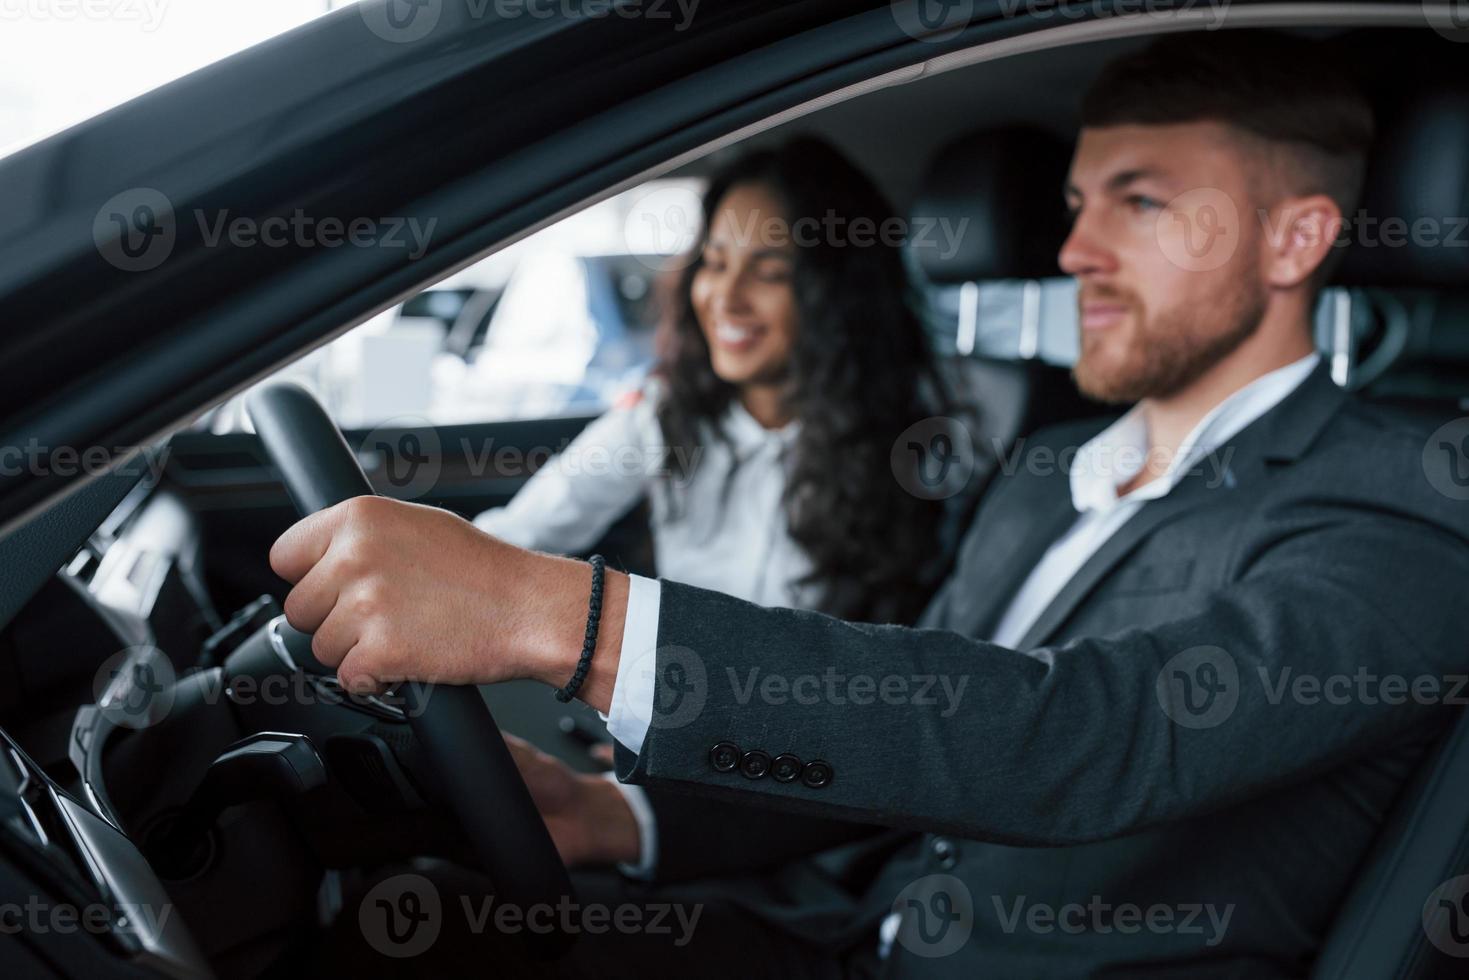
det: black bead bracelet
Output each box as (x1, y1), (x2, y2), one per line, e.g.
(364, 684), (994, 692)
(553, 554), (605, 703)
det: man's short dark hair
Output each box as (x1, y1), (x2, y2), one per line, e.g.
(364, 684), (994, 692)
(1081, 31), (1375, 225)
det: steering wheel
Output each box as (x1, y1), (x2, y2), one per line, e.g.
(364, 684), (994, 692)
(246, 381), (576, 955)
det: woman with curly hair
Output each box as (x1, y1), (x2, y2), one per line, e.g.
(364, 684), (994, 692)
(476, 136), (951, 625)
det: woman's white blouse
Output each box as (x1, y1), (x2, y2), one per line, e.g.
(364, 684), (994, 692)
(473, 387), (818, 610)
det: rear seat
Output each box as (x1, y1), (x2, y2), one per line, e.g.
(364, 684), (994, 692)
(906, 126), (1107, 544)
(1310, 83), (1469, 980)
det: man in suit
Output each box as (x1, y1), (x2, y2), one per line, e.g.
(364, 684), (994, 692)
(274, 32), (1469, 977)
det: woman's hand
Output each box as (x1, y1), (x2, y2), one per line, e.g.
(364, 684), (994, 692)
(267, 495), (626, 712)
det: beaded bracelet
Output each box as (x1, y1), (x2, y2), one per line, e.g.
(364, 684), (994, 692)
(553, 554), (605, 703)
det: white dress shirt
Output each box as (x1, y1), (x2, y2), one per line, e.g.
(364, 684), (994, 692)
(606, 352), (1322, 879)
(474, 382), (815, 608)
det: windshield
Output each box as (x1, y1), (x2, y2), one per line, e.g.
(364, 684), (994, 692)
(0, 0), (341, 157)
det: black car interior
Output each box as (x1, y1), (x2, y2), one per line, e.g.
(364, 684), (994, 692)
(0, 16), (1466, 980)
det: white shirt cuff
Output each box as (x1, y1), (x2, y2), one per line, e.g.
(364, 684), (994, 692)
(600, 573), (661, 756)
(601, 773), (658, 879)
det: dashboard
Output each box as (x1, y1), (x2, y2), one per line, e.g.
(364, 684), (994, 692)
(0, 458), (218, 978)
(0, 433), (616, 980)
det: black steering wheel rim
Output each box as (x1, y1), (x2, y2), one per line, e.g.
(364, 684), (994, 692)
(247, 381), (576, 955)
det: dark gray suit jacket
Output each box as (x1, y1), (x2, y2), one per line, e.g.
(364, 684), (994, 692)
(615, 365), (1469, 977)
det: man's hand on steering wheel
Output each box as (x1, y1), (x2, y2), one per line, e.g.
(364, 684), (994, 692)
(269, 494), (628, 713)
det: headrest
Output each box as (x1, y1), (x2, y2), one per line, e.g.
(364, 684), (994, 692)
(909, 126), (1072, 285)
(1336, 89), (1469, 289)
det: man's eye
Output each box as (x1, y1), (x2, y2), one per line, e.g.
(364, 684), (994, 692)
(1127, 194), (1164, 213)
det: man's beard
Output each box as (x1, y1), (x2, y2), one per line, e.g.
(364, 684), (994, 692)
(1072, 280), (1268, 405)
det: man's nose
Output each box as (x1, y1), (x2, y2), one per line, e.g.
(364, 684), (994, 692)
(1058, 213), (1116, 278)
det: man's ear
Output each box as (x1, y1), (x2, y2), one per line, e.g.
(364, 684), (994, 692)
(1260, 194), (1344, 289)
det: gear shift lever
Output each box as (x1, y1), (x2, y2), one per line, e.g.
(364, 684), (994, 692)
(148, 732), (325, 879)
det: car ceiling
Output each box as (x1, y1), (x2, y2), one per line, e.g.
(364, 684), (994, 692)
(671, 24), (1434, 216)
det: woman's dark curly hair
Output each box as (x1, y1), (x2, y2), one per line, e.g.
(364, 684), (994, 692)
(653, 136), (950, 625)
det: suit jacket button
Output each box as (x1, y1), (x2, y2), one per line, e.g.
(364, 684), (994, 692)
(930, 836), (960, 870)
(771, 753), (803, 783)
(740, 750), (772, 779)
(801, 760), (833, 789)
(709, 742), (741, 772)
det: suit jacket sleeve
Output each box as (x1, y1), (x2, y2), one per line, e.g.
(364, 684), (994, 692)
(616, 425), (1469, 846)
(628, 763), (887, 882)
